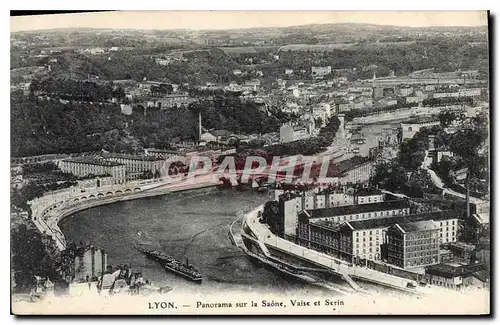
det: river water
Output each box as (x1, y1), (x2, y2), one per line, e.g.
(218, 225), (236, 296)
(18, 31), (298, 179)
(59, 189), (332, 296)
(59, 120), (403, 297)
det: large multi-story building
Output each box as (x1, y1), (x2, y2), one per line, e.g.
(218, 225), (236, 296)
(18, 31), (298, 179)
(101, 153), (166, 179)
(297, 210), (459, 264)
(145, 94), (195, 109)
(387, 220), (440, 269)
(144, 148), (182, 160)
(311, 66), (332, 78)
(277, 188), (388, 240)
(279, 124), (311, 143)
(73, 245), (108, 283)
(333, 156), (377, 185)
(59, 158), (126, 184)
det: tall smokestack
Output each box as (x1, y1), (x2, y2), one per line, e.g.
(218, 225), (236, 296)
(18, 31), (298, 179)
(198, 111), (202, 142)
(466, 173), (470, 220)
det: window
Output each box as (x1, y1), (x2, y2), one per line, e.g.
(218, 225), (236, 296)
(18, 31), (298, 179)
(363, 231), (366, 236)
(376, 230), (379, 234)
(452, 220), (455, 225)
(363, 249), (366, 253)
(356, 232), (359, 237)
(408, 127), (413, 132)
(446, 221), (449, 226)
(440, 222), (443, 226)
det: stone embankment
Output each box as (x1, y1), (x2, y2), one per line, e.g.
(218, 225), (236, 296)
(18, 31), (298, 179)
(30, 175), (219, 251)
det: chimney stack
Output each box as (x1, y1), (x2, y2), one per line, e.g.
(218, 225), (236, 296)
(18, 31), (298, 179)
(198, 110), (202, 142)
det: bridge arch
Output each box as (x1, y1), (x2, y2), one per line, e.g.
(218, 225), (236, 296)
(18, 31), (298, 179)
(133, 188), (141, 192)
(89, 194), (95, 198)
(125, 188), (132, 193)
(106, 192), (113, 196)
(115, 190), (123, 194)
(97, 193), (104, 197)
(81, 196), (87, 200)
(73, 198), (79, 202)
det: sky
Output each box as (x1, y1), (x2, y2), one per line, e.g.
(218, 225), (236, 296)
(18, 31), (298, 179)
(11, 11), (488, 32)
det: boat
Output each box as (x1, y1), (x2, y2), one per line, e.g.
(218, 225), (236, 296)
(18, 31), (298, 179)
(135, 246), (203, 283)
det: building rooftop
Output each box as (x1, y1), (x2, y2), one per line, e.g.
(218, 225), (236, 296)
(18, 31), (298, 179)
(425, 263), (485, 278)
(398, 220), (439, 232)
(354, 188), (383, 197)
(102, 153), (165, 162)
(278, 192), (302, 202)
(312, 210), (458, 231)
(63, 158), (124, 167)
(306, 199), (410, 219)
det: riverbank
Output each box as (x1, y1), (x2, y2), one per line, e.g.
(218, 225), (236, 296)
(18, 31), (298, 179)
(31, 177), (220, 251)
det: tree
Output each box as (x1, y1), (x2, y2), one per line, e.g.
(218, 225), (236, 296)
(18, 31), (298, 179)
(11, 224), (61, 293)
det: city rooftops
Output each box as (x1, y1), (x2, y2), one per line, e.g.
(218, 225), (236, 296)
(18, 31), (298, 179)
(305, 199), (410, 219)
(311, 210), (458, 231)
(397, 220), (439, 233)
(278, 192), (302, 202)
(62, 157), (124, 167)
(354, 188), (383, 197)
(330, 156), (372, 175)
(425, 263), (485, 278)
(102, 153), (165, 162)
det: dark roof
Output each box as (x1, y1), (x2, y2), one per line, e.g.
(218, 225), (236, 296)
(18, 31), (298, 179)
(472, 270), (489, 283)
(354, 188), (383, 197)
(306, 199), (410, 219)
(398, 220), (438, 232)
(278, 192), (301, 202)
(425, 263), (485, 278)
(315, 210), (458, 231)
(63, 157), (124, 167)
(332, 156), (372, 175)
(102, 153), (165, 162)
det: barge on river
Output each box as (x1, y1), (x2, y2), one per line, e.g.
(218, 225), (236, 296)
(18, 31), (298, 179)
(135, 246), (203, 283)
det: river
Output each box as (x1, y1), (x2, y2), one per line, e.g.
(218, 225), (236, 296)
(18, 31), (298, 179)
(59, 189), (333, 296)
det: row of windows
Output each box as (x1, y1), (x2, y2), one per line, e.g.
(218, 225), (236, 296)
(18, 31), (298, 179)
(356, 230), (381, 236)
(405, 251), (439, 258)
(323, 209), (407, 223)
(355, 247), (380, 255)
(406, 257), (437, 266)
(405, 239), (438, 245)
(405, 232), (436, 240)
(355, 236), (380, 242)
(356, 241), (380, 248)
(440, 227), (456, 232)
(440, 220), (456, 226)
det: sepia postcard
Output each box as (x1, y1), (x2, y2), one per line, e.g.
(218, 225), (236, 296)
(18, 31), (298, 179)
(10, 10), (490, 315)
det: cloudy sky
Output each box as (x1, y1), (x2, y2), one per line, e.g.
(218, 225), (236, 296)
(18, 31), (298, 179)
(11, 11), (488, 32)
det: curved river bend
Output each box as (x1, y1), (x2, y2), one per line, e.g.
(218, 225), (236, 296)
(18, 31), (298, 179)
(59, 190), (330, 296)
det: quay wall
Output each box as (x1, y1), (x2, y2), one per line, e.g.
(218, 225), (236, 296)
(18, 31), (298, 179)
(30, 177), (219, 251)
